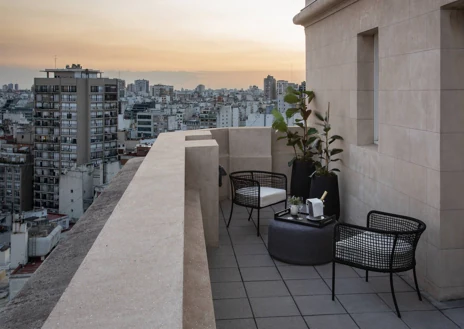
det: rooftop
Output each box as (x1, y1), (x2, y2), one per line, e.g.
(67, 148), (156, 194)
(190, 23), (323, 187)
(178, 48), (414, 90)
(0, 127), (462, 329)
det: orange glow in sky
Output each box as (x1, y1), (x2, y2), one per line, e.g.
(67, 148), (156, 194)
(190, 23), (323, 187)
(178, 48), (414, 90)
(0, 0), (305, 87)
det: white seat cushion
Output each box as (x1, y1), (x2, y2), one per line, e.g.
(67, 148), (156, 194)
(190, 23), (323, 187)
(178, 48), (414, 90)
(336, 231), (413, 270)
(236, 186), (286, 207)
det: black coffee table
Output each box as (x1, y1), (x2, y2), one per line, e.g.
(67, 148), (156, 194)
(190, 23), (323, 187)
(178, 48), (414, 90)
(268, 210), (336, 265)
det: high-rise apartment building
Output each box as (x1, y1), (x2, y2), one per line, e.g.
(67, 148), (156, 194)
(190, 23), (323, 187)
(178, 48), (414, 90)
(14, 84), (19, 91)
(151, 84), (174, 97)
(33, 65), (119, 212)
(0, 143), (33, 213)
(277, 80), (289, 114)
(134, 79), (149, 94)
(263, 75), (276, 101)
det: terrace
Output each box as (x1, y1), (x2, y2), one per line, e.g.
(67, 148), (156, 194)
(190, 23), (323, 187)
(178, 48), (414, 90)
(0, 127), (462, 329)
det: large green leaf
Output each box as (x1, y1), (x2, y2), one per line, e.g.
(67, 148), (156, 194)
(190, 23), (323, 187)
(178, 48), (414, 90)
(302, 109), (312, 121)
(314, 111), (324, 122)
(284, 93), (299, 104)
(286, 86), (300, 95)
(330, 148), (343, 156)
(329, 135), (344, 144)
(303, 90), (315, 103)
(307, 127), (318, 135)
(285, 108), (299, 119)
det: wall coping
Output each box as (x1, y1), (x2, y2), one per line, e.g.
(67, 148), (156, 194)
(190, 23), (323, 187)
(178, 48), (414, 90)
(293, 0), (359, 27)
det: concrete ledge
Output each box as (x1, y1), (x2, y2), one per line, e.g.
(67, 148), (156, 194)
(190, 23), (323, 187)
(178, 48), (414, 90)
(0, 158), (143, 329)
(293, 0), (358, 26)
(183, 189), (215, 329)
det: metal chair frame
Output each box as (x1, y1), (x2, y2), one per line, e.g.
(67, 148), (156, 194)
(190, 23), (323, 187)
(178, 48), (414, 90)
(332, 210), (426, 318)
(227, 171), (287, 237)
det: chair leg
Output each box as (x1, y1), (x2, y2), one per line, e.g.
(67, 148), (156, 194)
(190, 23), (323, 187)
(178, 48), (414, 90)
(365, 270), (369, 282)
(332, 261), (336, 301)
(413, 267), (422, 301)
(257, 209), (260, 237)
(247, 208), (253, 222)
(390, 272), (401, 318)
(226, 202), (234, 228)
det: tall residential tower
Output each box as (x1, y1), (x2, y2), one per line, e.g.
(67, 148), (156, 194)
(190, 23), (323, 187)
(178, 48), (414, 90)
(33, 65), (119, 212)
(263, 75), (276, 101)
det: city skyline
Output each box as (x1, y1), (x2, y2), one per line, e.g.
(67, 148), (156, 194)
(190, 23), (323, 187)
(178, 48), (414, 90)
(0, 0), (305, 88)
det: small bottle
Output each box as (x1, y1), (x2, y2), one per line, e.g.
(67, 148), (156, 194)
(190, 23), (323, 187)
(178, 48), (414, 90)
(320, 191), (328, 202)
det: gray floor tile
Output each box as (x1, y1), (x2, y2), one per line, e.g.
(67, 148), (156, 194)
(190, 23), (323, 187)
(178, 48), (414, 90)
(208, 245), (234, 256)
(210, 268), (242, 283)
(326, 277), (374, 294)
(262, 234), (269, 247)
(228, 225), (259, 236)
(314, 263), (360, 278)
(378, 291), (435, 312)
(337, 294), (391, 313)
(233, 244), (269, 255)
(352, 312), (409, 329)
(367, 276), (414, 293)
(244, 280), (290, 298)
(220, 238), (233, 246)
(294, 295), (346, 316)
(237, 254), (275, 267)
(214, 298), (253, 320)
(443, 308), (464, 328)
(304, 314), (358, 329)
(241, 267), (281, 281)
(286, 279), (331, 296)
(212, 282), (247, 299)
(278, 265), (321, 280)
(216, 319), (257, 329)
(402, 310), (460, 329)
(273, 259), (292, 267)
(208, 254), (238, 268)
(256, 316), (307, 329)
(250, 296), (300, 318)
(228, 219), (258, 227)
(231, 234), (264, 245)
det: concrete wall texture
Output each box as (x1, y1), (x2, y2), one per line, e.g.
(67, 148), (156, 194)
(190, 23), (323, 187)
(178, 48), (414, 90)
(294, 0), (464, 300)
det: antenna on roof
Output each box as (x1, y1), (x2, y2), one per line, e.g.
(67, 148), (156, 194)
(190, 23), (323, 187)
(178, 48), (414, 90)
(54, 55), (57, 69)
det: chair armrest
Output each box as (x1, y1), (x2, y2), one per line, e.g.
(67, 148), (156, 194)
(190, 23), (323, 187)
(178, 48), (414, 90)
(334, 223), (401, 270)
(229, 176), (261, 208)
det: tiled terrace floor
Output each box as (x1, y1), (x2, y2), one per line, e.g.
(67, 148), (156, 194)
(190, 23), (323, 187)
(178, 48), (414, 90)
(208, 201), (464, 329)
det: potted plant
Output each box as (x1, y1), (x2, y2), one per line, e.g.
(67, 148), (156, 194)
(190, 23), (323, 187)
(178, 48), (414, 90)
(272, 86), (317, 199)
(310, 103), (343, 219)
(288, 196), (302, 216)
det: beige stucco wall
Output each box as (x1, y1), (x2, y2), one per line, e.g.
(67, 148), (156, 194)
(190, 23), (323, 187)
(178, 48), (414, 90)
(296, 0), (464, 300)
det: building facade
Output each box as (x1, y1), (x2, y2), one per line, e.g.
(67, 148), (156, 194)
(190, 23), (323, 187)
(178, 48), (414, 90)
(151, 84), (174, 97)
(294, 0), (464, 301)
(134, 79), (149, 94)
(0, 143), (33, 213)
(264, 75), (276, 101)
(33, 66), (119, 212)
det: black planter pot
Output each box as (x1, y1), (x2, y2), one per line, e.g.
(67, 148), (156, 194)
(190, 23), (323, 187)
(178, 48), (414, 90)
(290, 160), (315, 199)
(309, 175), (340, 219)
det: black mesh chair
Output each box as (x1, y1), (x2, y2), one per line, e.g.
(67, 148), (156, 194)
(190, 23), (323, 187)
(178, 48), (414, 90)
(332, 211), (426, 318)
(227, 171), (287, 237)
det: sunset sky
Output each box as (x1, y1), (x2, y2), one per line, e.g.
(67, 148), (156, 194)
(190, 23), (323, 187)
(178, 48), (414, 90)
(0, 0), (306, 89)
